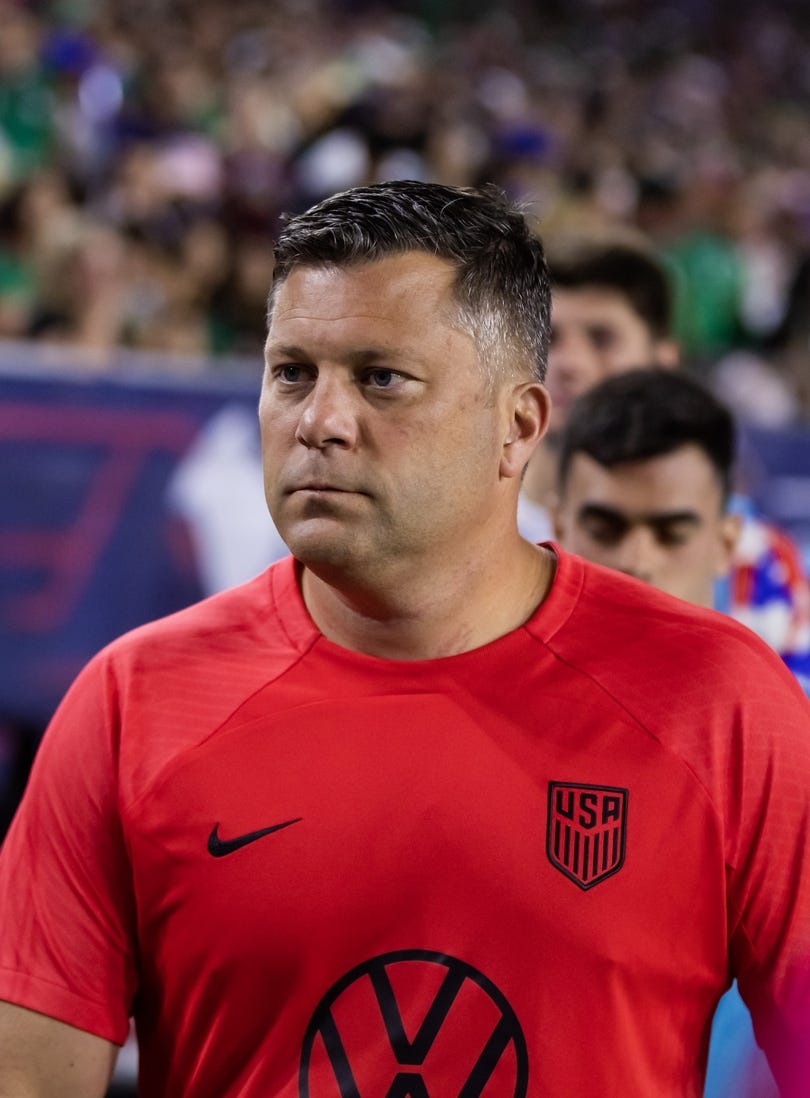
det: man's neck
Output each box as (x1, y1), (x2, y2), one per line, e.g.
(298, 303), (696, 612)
(299, 540), (556, 661)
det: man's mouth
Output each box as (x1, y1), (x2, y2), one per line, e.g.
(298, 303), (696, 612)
(289, 482), (369, 496)
(295, 483), (347, 492)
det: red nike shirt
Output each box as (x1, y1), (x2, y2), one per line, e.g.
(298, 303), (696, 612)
(1, 548), (808, 1096)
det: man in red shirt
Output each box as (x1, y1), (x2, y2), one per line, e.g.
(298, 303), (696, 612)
(0, 181), (808, 1097)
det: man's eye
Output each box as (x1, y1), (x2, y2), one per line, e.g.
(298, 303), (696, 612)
(276, 365), (307, 383)
(655, 524), (692, 547)
(588, 327), (616, 351)
(366, 368), (398, 388)
(581, 516), (627, 546)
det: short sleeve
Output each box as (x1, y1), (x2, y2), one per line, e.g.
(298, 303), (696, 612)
(727, 666), (810, 1098)
(0, 652), (136, 1045)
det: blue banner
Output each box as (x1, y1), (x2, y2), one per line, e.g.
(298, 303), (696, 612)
(2, 366), (809, 732)
(0, 366), (269, 728)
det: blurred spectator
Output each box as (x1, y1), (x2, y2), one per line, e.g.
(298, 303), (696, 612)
(520, 230), (810, 691)
(0, 3), (55, 184)
(767, 250), (810, 419)
(0, 0), (808, 397)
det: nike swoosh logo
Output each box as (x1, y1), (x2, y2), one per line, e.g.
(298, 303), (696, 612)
(207, 818), (302, 857)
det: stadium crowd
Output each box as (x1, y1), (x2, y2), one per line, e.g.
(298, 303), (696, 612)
(1, 0), (810, 421)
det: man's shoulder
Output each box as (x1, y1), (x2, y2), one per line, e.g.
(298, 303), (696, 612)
(544, 548), (756, 640)
(535, 551), (809, 807)
(118, 568), (268, 641)
(538, 549), (802, 708)
(74, 555), (317, 735)
(55, 558), (317, 807)
(103, 557), (309, 667)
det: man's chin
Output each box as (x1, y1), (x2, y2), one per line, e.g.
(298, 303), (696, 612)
(284, 526), (362, 571)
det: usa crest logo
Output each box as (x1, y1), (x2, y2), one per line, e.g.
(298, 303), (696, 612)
(547, 782), (628, 890)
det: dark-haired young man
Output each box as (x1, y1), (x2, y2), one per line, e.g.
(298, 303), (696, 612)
(543, 239), (680, 434)
(553, 368), (741, 609)
(0, 182), (808, 1098)
(522, 235), (810, 692)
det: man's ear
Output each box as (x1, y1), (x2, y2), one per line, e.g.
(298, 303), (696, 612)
(715, 511), (743, 577)
(500, 382), (551, 479)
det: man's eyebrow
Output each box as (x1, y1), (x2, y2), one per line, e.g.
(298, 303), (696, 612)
(348, 347), (411, 366)
(577, 503), (702, 526)
(264, 342), (311, 361)
(647, 511), (702, 528)
(263, 342), (410, 365)
(577, 503), (629, 523)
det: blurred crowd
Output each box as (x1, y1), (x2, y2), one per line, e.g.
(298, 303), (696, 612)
(1, 0), (810, 420)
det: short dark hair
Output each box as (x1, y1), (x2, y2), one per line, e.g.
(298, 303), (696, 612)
(549, 238), (672, 340)
(269, 180), (551, 381)
(557, 369), (736, 502)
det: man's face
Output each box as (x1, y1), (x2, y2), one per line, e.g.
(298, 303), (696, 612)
(554, 445), (740, 608)
(546, 288), (675, 433)
(260, 253), (531, 584)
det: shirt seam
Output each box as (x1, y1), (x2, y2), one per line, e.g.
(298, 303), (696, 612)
(120, 632), (321, 821)
(533, 631), (727, 846)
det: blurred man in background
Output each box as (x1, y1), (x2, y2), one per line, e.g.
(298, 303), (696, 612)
(554, 368), (740, 609)
(554, 367), (783, 1098)
(521, 235), (810, 691)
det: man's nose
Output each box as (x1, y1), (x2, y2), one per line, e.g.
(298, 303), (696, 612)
(295, 376), (359, 450)
(616, 525), (660, 587)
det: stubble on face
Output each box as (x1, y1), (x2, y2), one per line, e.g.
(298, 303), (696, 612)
(259, 255), (510, 591)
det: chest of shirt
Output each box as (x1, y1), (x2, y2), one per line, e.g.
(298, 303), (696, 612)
(123, 675), (725, 1096)
(124, 683), (725, 976)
